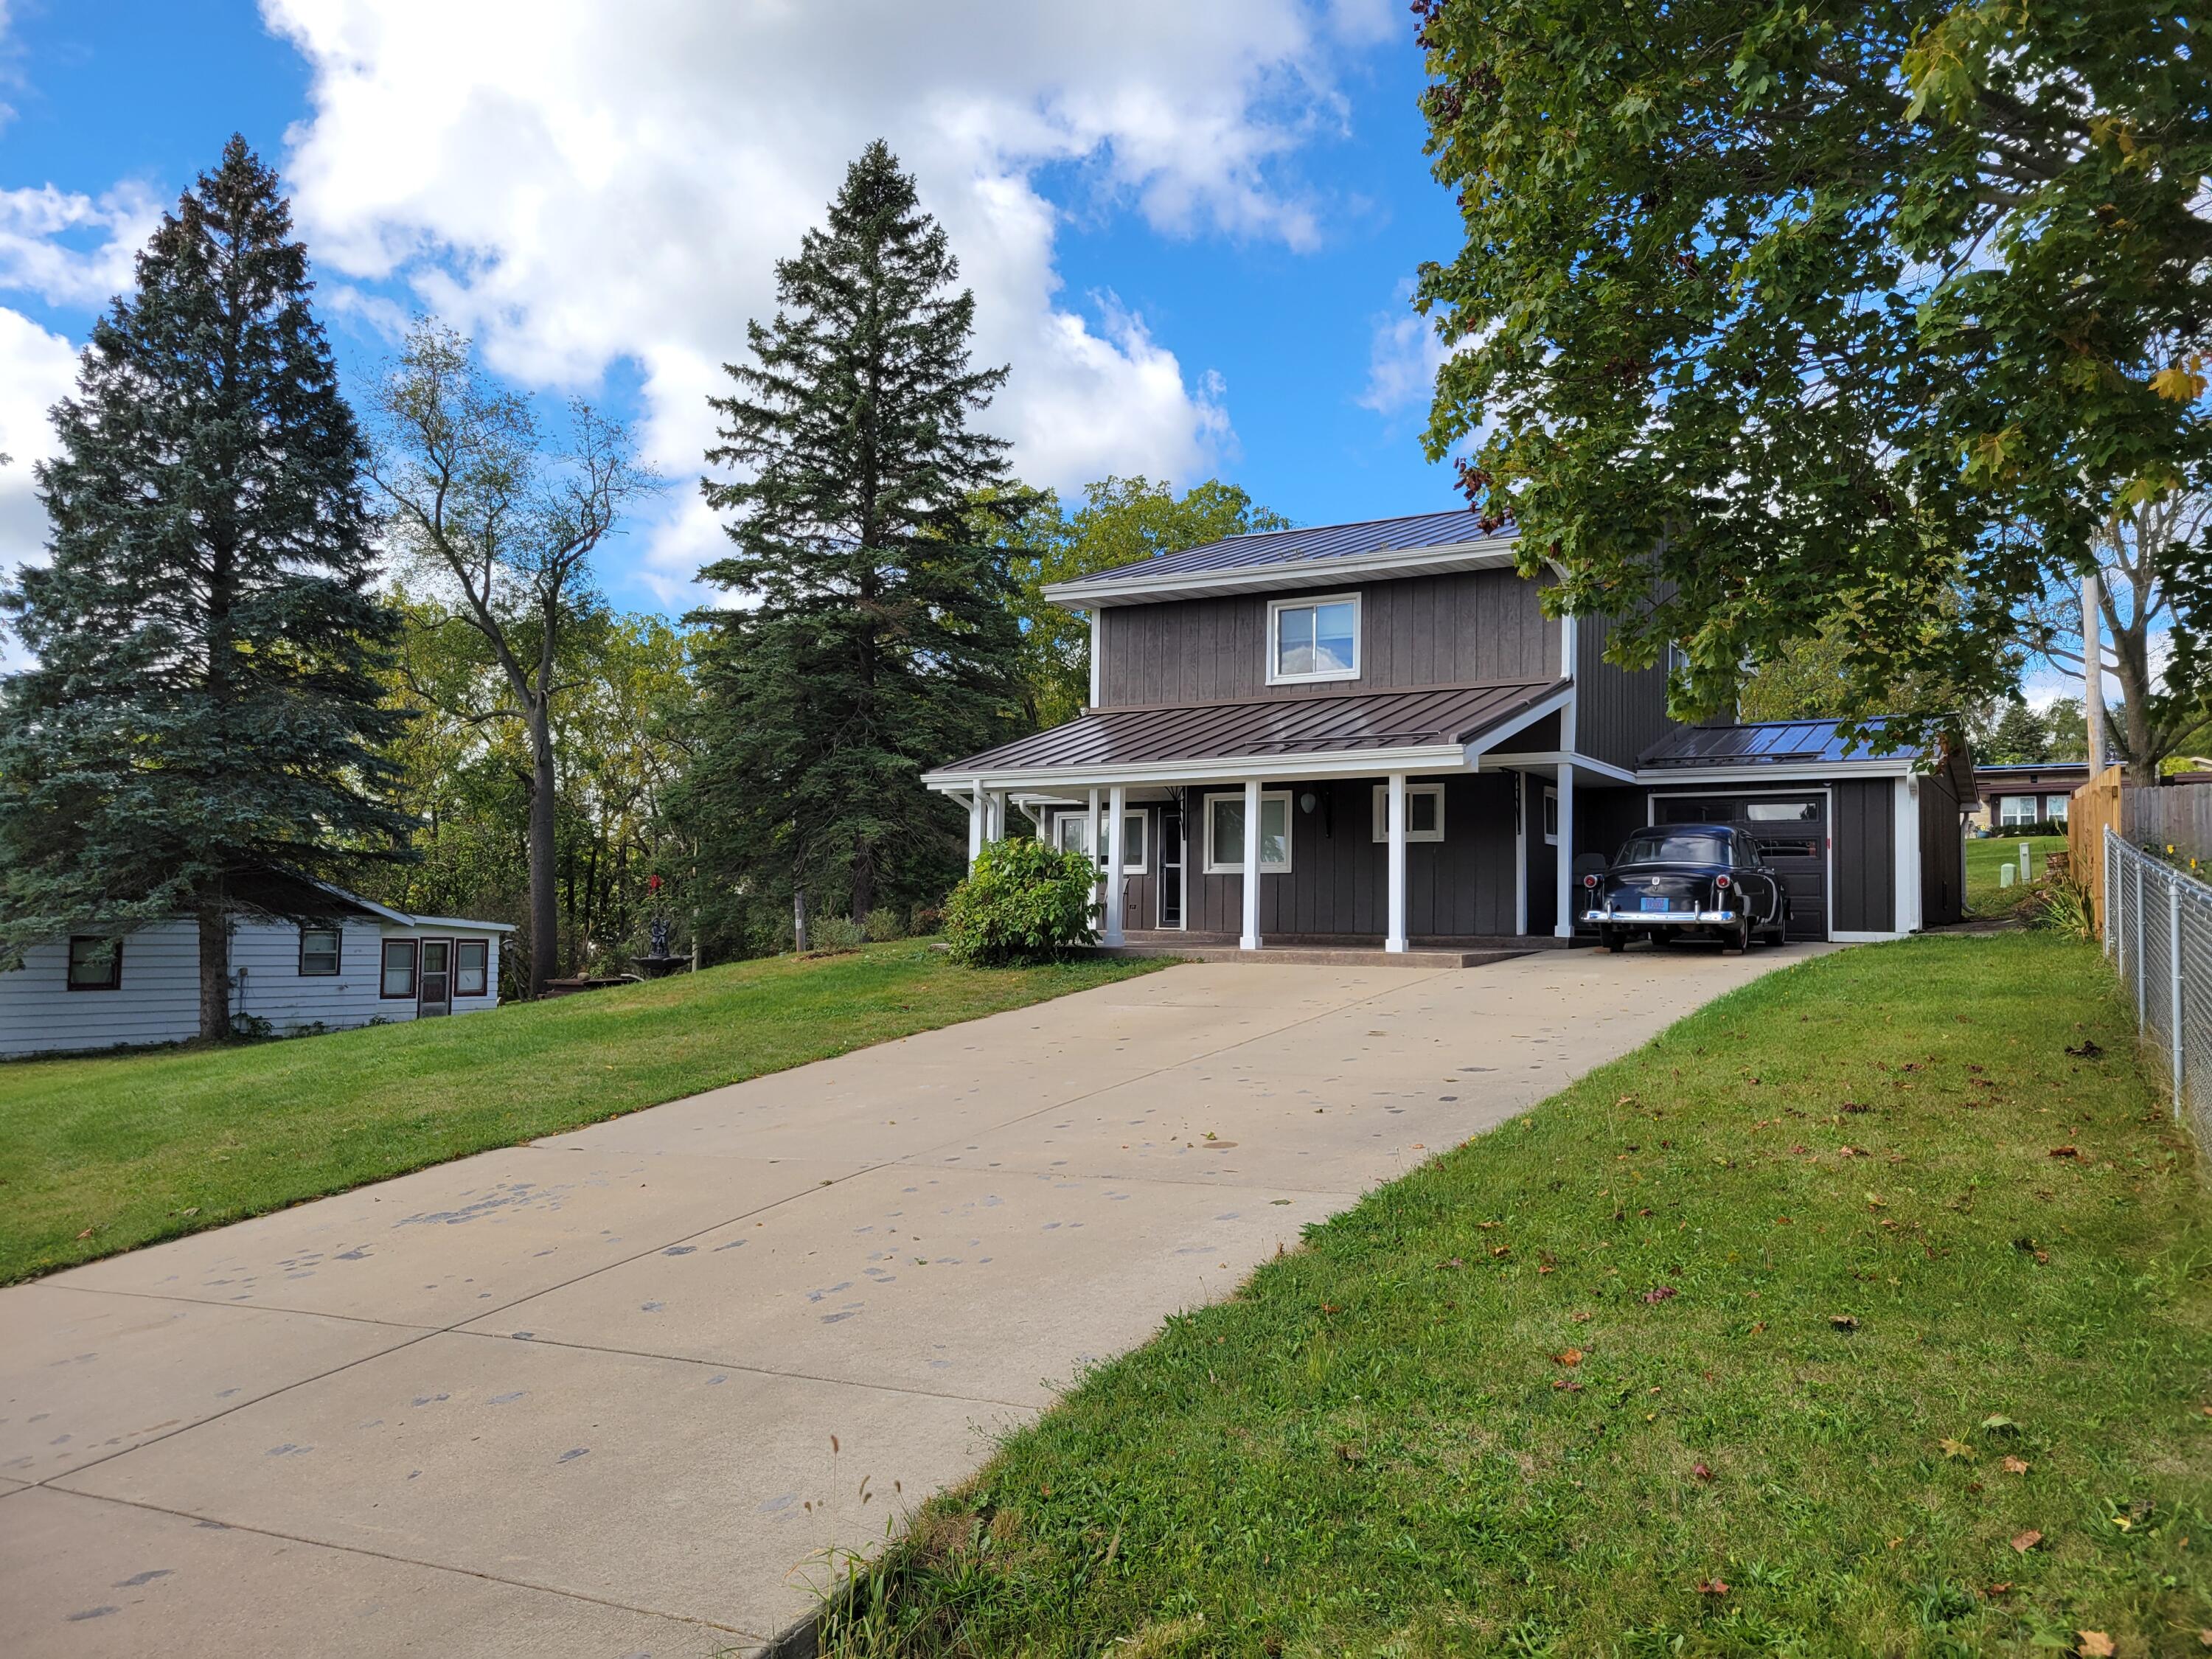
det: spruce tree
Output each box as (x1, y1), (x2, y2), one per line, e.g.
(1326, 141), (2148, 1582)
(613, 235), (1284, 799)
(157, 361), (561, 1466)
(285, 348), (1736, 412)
(0, 136), (409, 1038)
(686, 140), (1026, 930)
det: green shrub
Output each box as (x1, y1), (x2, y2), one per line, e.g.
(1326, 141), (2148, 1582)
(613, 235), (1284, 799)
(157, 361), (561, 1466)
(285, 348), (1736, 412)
(806, 914), (866, 952)
(942, 838), (1098, 966)
(863, 908), (908, 942)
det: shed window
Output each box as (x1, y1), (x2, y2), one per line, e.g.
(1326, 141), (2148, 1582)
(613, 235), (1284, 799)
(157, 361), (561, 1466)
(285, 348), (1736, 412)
(1205, 792), (1292, 874)
(455, 939), (490, 997)
(380, 939), (418, 999)
(1267, 595), (1360, 684)
(1370, 784), (1446, 843)
(66, 936), (122, 991)
(299, 927), (341, 976)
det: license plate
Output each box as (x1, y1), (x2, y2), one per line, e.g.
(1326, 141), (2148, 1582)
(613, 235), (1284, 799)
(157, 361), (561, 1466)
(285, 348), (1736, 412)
(1639, 895), (1671, 913)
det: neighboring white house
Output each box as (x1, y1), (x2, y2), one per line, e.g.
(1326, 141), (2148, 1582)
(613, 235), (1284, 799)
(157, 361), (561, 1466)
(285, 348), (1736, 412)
(0, 886), (515, 1060)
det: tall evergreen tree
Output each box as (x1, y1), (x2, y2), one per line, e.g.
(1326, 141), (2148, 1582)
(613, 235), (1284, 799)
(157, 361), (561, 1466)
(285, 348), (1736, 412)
(0, 136), (409, 1038)
(684, 140), (1026, 929)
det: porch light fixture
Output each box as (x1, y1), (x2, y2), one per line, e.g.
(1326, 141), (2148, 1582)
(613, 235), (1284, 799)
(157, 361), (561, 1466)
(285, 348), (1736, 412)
(1300, 792), (1317, 814)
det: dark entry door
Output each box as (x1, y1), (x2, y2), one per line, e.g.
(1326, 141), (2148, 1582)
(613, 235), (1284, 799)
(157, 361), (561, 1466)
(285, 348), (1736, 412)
(417, 939), (453, 1017)
(1655, 795), (1829, 941)
(1158, 804), (1184, 929)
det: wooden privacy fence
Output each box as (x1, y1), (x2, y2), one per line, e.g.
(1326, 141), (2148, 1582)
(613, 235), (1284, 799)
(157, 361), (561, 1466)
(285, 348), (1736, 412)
(2069, 765), (2124, 935)
(2070, 767), (2212, 939)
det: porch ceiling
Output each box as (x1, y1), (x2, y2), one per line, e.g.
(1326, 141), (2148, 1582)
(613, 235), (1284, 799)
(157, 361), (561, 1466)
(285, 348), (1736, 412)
(929, 678), (1565, 787)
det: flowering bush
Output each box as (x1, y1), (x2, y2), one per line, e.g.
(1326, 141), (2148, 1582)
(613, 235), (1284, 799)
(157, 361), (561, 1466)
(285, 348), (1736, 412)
(942, 838), (1098, 965)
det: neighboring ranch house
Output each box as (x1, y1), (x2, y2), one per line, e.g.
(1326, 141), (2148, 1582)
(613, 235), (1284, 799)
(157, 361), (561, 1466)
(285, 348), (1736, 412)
(923, 510), (1972, 953)
(0, 886), (514, 1060)
(1969, 760), (2091, 831)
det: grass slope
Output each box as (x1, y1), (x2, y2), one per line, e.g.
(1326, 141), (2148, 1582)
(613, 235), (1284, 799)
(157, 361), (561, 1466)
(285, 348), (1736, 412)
(0, 944), (1160, 1283)
(828, 934), (2211, 1658)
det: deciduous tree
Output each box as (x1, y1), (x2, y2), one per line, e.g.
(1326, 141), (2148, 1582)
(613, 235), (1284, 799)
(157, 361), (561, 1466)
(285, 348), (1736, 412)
(369, 322), (657, 995)
(1414, 1), (2212, 749)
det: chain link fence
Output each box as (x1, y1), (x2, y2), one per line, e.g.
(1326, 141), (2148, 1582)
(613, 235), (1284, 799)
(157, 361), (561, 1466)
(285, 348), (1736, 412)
(2104, 828), (2212, 1152)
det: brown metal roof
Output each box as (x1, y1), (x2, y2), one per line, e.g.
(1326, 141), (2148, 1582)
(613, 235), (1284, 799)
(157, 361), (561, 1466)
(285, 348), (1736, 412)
(939, 679), (1564, 775)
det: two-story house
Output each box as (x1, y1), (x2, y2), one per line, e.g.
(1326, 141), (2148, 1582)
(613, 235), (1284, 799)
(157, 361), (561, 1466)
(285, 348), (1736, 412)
(923, 510), (1968, 956)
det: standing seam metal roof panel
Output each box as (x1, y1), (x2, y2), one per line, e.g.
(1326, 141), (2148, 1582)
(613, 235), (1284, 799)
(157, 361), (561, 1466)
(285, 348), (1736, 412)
(1074, 509), (1502, 585)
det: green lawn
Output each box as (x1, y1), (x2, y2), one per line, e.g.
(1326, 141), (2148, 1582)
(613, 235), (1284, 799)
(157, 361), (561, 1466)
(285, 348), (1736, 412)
(1966, 833), (2071, 919)
(0, 943), (1162, 1283)
(824, 933), (2211, 1658)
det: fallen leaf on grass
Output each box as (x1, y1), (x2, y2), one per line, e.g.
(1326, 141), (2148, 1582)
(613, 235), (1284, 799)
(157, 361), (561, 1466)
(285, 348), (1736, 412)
(1491, 1245), (1512, 1259)
(1940, 1438), (1975, 1461)
(2048, 1145), (2081, 1159)
(2065, 1039), (2104, 1059)
(1571, 1310), (1593, 1323)
(1642, 1284), (1679, 1304)
(1553, 1349), (1585, 1366)
(2111, 1514), (2133, 1532)
(1551, 1378), (1583, 1393)
(1693, 1461), (1713, 1481)
(1984, 1582), (2012, 1596)
(74, 1228), (94, 1239)
(2076, 1632), (2115, 1658)
(1830, 1315), (1860, 1332)
(2010, 1529), (2044, 1554)
(2002, 1455), (2031, 1475)
(1980, 1414), (2018, 1434)
(1865, 1192), (1888, 1209)
(1694, 1578), (1728, 1596)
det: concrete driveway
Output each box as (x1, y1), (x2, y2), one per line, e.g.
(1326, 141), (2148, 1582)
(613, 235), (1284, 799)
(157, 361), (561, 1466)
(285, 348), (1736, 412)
(0, 944), (1826, 1656)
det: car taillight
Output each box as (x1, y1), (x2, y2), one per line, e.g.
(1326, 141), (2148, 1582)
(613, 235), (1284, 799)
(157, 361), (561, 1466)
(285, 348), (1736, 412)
(1714, 873), (1731, 890)
(1583, 874), (1599, 888)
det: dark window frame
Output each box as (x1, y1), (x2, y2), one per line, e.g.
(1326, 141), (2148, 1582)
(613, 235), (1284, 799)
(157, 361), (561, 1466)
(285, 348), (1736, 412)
(298, 925), (343, 978)
(453, 938), (490, 997)
(379, 937), (420, 1000)
(66, 935), (123, 992)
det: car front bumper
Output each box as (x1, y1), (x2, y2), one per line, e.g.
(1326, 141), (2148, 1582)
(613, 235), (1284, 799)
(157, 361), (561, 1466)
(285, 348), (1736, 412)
(1582, 908), (1739, 926)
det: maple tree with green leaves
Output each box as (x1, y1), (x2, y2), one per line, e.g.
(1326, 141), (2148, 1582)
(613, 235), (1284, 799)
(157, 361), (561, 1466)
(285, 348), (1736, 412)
(1414, 1), (2211, 748)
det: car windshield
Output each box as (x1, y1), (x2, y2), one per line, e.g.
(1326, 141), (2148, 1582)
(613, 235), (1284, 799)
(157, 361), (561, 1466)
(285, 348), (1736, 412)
(1617, 831), (1731, 866)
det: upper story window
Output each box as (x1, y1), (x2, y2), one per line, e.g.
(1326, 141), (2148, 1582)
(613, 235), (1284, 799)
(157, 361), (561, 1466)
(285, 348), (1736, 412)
(1267, 594), (1360, 685)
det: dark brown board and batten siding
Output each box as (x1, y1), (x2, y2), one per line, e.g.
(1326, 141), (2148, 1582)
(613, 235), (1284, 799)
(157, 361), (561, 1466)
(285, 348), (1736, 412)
(1830, 778), (1896, 933)
(1097, 571), (1559, 709)
(1573, 611), (1675, 770)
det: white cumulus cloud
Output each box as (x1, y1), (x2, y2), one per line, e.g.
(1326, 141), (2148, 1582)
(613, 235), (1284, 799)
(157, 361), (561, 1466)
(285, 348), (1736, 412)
(0, 305), (80, 663)
(260, 0), (1383, 603)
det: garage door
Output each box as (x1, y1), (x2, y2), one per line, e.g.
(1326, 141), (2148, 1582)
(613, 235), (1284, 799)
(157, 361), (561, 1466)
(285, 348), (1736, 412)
(1653, 794), (1829, 942)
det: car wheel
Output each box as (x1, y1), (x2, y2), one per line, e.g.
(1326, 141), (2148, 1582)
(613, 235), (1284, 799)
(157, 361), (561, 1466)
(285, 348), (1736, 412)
(1724, 919), (1751, 955)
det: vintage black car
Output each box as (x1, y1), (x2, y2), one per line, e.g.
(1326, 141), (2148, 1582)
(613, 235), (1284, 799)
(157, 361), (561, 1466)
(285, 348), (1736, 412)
(1580, 824), (1790, 953)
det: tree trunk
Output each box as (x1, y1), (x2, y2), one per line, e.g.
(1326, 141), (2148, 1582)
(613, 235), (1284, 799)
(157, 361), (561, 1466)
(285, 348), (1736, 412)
(852, 836), (874, 927)
(528, 715), (559, 996)
(196, 885), (230, 1041)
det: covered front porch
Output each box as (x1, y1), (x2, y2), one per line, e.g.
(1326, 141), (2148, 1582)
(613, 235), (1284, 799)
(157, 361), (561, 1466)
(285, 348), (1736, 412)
(925, 680), (1641, 958)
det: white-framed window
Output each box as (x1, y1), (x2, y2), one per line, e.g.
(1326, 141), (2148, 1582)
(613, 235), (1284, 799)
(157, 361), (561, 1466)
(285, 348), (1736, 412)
(1265, 594), (1360, 685)
(2045, 794), (2071, 822)
(1370, 783), (1446, 843)
(455, 939), (490, 997)
(298, 926), (341, 977)
(1205, 790), (1293, 874)
(1054, 809), (1148, 872)
(1999, 795), (2039, 825)
(1542, 785), (1559, 845)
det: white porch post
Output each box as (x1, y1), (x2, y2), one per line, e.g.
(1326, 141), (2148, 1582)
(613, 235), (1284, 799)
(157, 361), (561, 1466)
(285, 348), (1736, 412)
(1385, 772), (1409, 953)
(966, 787), (984, 872)
(987, 789), (1007, 844)
(1104, 784), (1128, 946)
(1553, 765), (1576, 939)
(1088, 787), (1105, 922)
(1239, 778), (1263, 950)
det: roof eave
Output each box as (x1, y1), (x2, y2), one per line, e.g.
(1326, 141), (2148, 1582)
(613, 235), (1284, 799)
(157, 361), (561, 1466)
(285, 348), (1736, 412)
(925, 741), (1478, 793)
(1043, 536), (1525, 608)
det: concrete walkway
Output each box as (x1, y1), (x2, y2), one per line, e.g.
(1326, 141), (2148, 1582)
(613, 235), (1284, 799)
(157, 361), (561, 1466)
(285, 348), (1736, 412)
(0, 944), (1828, 1656)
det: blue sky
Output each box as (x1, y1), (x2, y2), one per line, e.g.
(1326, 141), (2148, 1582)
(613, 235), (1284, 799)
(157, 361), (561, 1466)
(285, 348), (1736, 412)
(0, 0), (1467, 623)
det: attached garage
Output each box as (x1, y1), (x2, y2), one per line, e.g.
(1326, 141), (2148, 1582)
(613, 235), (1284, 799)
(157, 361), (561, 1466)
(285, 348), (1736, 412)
(1632, 721), (1972, 941)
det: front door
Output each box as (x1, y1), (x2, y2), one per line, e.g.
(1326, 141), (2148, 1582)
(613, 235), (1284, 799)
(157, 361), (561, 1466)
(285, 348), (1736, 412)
(417, 939), (453, 1018)
(1158, 804), (1184, 929)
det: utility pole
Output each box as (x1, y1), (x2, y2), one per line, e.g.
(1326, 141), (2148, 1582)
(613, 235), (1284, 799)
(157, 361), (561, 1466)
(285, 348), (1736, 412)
(2083, 570), (2109, 770)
